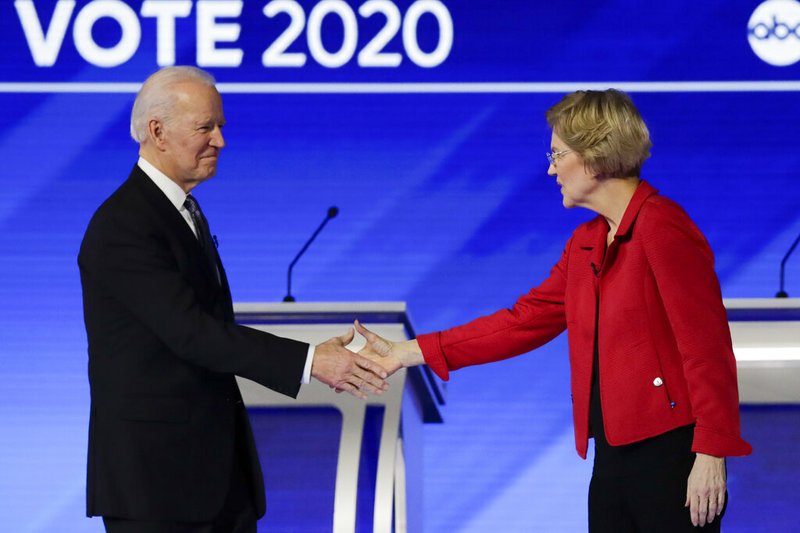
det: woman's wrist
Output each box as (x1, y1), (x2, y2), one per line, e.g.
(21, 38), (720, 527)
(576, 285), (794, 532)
(396, 339), (425, 367)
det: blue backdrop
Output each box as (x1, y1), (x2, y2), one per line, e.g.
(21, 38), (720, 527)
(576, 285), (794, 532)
(1, 1), (799, 531)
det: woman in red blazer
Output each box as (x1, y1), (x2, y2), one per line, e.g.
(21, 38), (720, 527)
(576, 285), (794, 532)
(355, 89), (751, 532)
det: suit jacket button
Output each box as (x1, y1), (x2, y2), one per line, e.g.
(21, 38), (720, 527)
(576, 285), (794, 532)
(653, 377), (664, 387)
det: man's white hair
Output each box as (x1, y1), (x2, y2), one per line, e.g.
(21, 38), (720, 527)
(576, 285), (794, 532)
(130, 66), (216, 143)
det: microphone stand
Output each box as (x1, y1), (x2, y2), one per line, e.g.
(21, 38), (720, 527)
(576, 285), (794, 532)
(283, 207), (339, 302)
(776, 231), (800, 298)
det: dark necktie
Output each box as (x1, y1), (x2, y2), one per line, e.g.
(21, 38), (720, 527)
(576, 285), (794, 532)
(183, 195), (221, 284)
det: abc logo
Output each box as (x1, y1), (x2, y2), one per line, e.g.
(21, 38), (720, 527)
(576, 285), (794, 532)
(748, 0), (800, 66)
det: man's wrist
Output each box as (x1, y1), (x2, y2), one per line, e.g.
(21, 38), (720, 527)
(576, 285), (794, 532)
(301, 344), (315, 384)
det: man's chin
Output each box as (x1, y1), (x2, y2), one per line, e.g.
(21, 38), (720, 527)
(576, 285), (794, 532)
(199, 163), (218, 179)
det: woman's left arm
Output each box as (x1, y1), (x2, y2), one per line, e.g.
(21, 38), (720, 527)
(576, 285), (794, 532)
(639, 199), (748, 526)
(639, 197), (751, 457)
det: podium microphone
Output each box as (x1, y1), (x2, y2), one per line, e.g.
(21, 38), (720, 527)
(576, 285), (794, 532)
(776, 231), (800, 298)
(283, 206), (339, 302)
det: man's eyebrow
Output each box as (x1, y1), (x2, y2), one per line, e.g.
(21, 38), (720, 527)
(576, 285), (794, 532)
(196, 118), (225, 125)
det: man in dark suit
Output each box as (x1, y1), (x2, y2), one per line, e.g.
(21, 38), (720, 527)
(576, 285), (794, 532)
(78, 66), (388, 532)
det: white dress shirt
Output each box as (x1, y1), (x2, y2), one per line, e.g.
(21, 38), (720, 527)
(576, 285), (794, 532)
(137, 157), (314, 384)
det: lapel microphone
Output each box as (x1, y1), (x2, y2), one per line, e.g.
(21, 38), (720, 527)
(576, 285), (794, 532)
(283, 207), (339, 302)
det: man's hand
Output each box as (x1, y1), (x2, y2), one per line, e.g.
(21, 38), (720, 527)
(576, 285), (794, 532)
(354, 320), (423, 376)
(311, 328), (389, 400)
(685, 453), (726, 527)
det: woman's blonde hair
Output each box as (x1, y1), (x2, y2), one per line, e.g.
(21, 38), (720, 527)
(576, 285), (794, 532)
(546, 89), (652, 178)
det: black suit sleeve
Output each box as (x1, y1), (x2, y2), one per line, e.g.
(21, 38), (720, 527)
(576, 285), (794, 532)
(80, 198), (307, 398)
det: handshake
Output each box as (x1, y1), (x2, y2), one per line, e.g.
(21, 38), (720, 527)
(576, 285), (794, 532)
(310, 320), (424, 399)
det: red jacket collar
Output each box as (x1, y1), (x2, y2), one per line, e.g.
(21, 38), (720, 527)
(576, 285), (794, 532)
(615, 180), (658, 240)
(576, 180), (659, 259)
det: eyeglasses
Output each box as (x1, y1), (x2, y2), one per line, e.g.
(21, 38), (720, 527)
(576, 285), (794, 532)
(546, 149), (573, 165)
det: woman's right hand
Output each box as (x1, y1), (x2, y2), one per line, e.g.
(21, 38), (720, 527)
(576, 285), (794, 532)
(354, 319), (424, 376)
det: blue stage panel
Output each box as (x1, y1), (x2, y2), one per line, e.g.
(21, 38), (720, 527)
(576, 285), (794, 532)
(1, 1), (799, 531)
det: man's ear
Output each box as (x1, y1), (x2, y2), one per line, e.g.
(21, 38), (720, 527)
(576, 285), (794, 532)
(147, 119), (167, 150)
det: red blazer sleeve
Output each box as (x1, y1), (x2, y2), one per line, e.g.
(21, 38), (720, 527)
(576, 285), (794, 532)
(418, 239), (571, 380)
(639, 198), (751, 457)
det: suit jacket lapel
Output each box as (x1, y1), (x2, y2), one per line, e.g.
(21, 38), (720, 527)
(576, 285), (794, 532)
(128, 166), (223, 286)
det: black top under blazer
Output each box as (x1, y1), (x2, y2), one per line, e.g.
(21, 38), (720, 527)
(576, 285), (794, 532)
(78, 165), (308, 521)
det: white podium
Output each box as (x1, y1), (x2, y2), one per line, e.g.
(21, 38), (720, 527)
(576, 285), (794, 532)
(234, 302), (444, 533)
(725, 298), (800, 404)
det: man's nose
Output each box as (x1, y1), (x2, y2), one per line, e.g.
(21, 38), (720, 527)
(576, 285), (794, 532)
(210, 127), (225, 149)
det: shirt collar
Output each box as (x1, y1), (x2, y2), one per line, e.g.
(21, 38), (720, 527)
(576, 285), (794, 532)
(137, 156), (187, 211)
